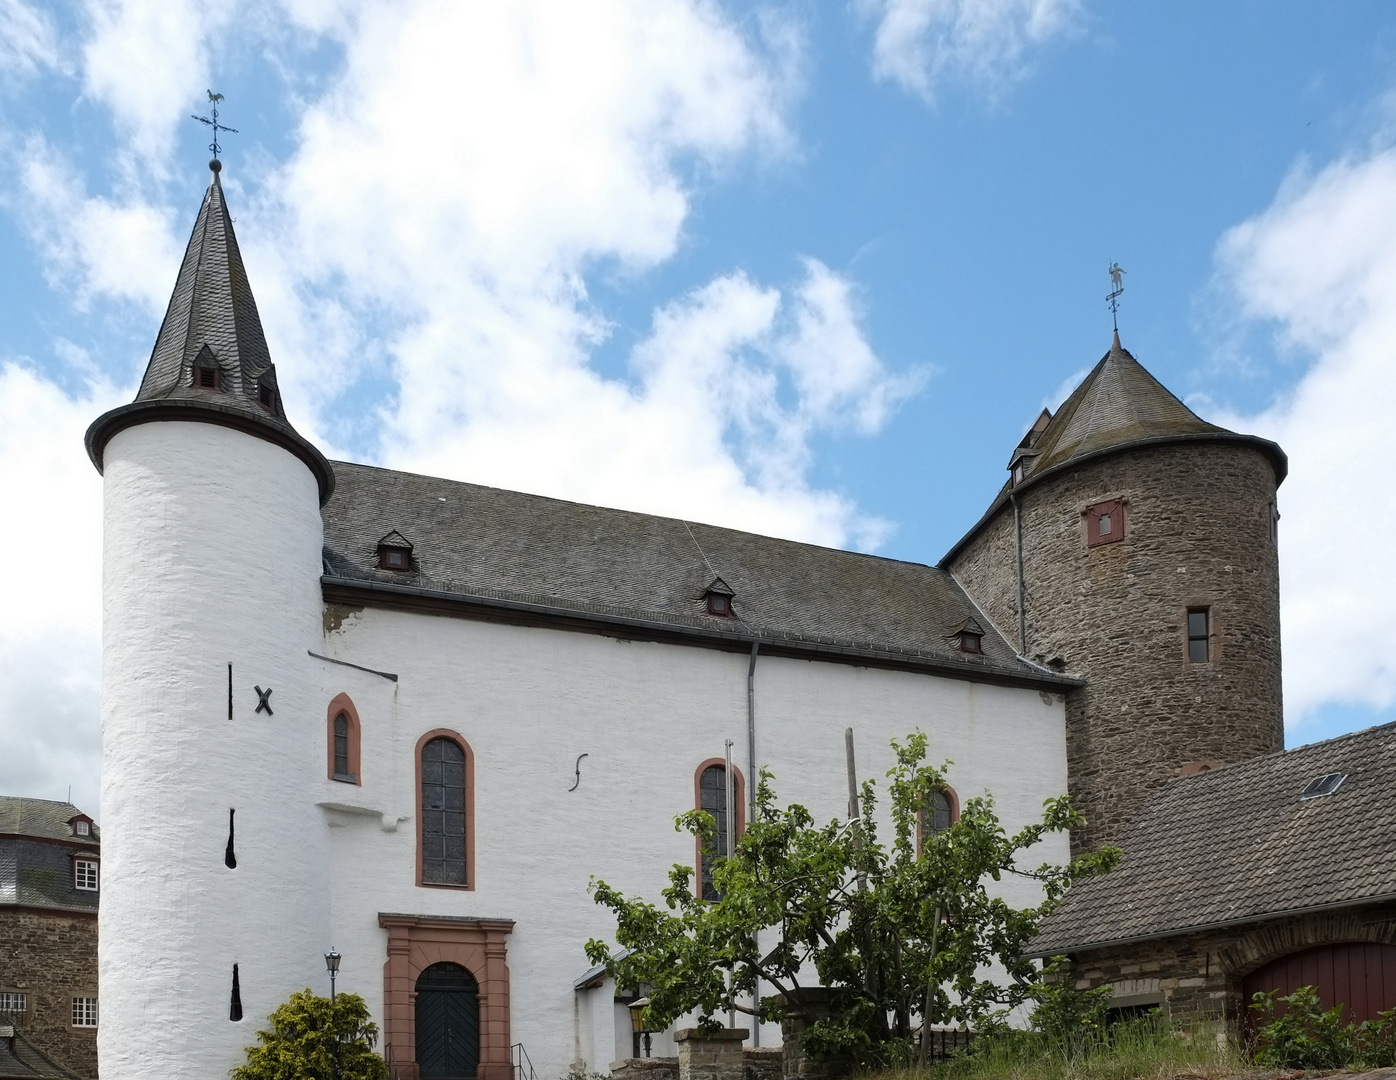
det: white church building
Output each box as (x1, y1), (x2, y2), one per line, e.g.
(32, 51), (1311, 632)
(84, 162), (1184, 1080)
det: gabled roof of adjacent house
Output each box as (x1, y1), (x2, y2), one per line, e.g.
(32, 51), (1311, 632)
(0, 799), (98, 846)
(941, 335), (1286, 567)
(320, 462), (1078, 690)
(1030, 722), (1396, 955)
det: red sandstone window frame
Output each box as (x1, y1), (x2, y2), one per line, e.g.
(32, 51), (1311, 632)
(326, 693), (362, 785)
(916, 787), (960, 856)
(693, 759), (745, 901)
(1084, 500), (1126, 548)
(415, 729), (476, 891)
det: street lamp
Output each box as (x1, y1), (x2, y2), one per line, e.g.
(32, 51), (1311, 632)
(628, 997), (653, 1059)
(325, 949), (341, 1003)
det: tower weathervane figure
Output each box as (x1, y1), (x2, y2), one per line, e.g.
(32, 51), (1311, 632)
(192, 90), (238, 165)
(1106, 262), (1126, 331)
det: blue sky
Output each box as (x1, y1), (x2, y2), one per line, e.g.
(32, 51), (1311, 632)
(3, 0), (1396, 814)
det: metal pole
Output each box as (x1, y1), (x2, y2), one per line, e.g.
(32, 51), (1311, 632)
(725, 738), (736, 1030)
(746, 641), (760, 1045)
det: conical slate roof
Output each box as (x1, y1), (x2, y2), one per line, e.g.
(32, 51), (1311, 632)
(136, 163), (281, 414)
(941, 333), (1286, 566)
(86, 162), (333, 502)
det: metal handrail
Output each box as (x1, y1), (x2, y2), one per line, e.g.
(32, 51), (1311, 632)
(511, 1041), (538, 1080)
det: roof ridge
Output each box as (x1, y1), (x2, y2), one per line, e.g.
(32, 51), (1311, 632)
(328, 460), (944, 573)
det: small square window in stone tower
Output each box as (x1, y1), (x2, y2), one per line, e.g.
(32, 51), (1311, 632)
(1085, 500), (1125, 548)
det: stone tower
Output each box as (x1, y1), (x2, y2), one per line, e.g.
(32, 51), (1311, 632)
(85, 161), (335, 1079)
(943, 334), (1286, 852)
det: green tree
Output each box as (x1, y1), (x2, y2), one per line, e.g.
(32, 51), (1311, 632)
(586, 733), (1117, 1067)
(232, 990), (390, 1080)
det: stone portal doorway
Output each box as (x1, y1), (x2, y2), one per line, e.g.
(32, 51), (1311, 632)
(416, 962), (479, 1079)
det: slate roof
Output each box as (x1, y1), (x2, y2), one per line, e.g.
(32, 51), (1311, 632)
(1030, 723), (1396, 955)
(0, 1029), (84, 1080)
(0, 799), (98, 846)
(84, 164), (334, 502)
(135, 163), (283, 418)
(941, 335), (1287, 566)
(321, 462), (1074, 687)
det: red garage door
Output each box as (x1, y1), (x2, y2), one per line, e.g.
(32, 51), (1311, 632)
(1243, 943), (1396, 1025)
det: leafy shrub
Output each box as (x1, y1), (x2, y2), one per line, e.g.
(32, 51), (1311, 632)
(232, 989), (390, 1080)
(1027, 960), (1110, 1055)
(1355, 1007), (1396, 1068)
(1249, 985), (1354, 1069)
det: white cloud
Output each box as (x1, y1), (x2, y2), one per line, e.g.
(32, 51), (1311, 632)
(81, 0), (236, 167)
(859, 0), (1080, 103)
(13, 136), (183, 314)
(0, 0), (65, 80)
(1215, 148), (1396, 732)
(0, 362), (124, 817)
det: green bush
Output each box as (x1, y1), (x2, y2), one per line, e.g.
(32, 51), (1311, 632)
(231, 989), (390, 1080)
(1249, 984), (1396, 1071)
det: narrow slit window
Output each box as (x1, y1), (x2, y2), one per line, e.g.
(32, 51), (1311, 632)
(421, 737), (468, 886)
(230, 965), (242, 1022)
(225, 808), (237, 869)
(1187, 608), (1210, 663)
(258, 383), (274, 410)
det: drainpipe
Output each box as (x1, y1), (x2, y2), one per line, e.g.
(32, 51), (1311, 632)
(746, 639), (760, 1045)
(1011, 490), (1027, 654)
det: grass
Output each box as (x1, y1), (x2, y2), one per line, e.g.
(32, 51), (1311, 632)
(868, 1018), (1251, 1080)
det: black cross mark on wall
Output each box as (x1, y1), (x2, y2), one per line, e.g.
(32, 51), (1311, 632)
(254, 686), (273, 715)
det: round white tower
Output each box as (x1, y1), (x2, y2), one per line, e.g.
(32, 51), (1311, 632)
(86, 160), (337, 1079)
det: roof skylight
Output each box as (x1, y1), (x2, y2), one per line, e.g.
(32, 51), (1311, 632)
(1299, 772), (1346, 800)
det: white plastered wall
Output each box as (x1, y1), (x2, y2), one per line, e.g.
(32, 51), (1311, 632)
(98, 421), (329, 1080)
(316, 603), (1069, 1078)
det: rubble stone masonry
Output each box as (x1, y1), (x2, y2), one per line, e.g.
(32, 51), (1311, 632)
(0, 907), (99, 1078)
(948, 442), (1283, 853)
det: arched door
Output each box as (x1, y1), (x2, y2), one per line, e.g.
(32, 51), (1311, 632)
(1243, 943), (1396, 1026)
(416, 962), (479, 1079)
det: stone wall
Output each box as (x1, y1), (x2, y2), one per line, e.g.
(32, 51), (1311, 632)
(0, 907), (99, 1078)
(1064, 904), (1396, 1037)
(949, 442), (1283, 852)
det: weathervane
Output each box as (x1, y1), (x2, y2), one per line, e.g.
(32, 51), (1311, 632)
(1106, 262), (1126, 331)
(192, 90), (238, 164)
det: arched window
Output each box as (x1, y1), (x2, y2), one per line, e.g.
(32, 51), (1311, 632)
(694, 760), (744, 902)
(418, 732), (474, 889)
(918, 787), (959, 854)
(326, 694), (361, 785)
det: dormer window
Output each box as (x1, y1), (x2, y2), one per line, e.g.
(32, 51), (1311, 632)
(196, 364), (219, 390)
(376, 530), (415, 572)
(258, 382), (275, 411)
(948, 618), (985, 655)
(69, 815), (94, 837)
(703, 578), (735, 618)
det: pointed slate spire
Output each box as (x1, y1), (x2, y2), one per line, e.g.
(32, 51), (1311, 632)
(137, 161), (281, 416)
(86, 161), (333, 503)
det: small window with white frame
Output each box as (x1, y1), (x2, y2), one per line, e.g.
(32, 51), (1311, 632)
(74, 858), (99, 891)
(0, 991), (27, 1014)
(72, 997), (98, 1028)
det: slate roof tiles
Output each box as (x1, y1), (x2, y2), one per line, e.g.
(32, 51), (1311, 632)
(1031, 722), (1396, 954)
(321, 462), (1067, 684)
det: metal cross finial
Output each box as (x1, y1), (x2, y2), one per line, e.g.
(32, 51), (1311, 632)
(1106, 262), (1126, 331)
(192, 90), (238, 162)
